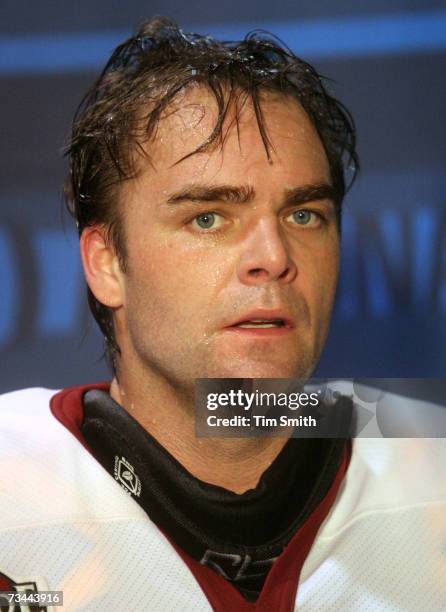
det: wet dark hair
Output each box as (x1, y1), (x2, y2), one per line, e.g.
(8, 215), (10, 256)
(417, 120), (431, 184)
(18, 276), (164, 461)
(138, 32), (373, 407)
(64, 16), (359, 371)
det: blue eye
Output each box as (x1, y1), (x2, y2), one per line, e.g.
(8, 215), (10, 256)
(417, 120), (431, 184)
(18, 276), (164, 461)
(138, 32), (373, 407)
(193, 212), (222, 229)
(292, 210), (312, 225)
(284, 208), (323, 229)
(195, 213), (215, 229)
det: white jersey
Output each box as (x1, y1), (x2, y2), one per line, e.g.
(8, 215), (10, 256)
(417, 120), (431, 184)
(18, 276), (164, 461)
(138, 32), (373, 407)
(0, 387), (445, 611)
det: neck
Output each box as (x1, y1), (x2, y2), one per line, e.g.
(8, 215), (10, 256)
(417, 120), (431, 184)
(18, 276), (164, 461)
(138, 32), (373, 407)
(109, 373), (288, 494)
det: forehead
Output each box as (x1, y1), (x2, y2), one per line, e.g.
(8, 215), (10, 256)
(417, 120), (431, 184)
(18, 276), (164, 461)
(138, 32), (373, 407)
(131, 85), (330, 194)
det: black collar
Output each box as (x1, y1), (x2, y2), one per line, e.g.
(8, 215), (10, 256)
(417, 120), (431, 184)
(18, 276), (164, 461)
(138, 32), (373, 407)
(81, 389), (348, 600)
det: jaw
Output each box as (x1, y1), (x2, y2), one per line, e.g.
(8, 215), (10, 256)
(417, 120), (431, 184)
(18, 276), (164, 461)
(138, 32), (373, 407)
(194, 329), (318, 380)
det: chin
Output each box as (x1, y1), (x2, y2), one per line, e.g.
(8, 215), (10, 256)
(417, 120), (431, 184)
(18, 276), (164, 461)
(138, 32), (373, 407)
(211, 359), (313, 380)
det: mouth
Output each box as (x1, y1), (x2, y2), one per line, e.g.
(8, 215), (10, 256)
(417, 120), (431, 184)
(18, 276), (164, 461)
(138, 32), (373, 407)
(223, 310), (294, 336)
(233, 318), (287, 329)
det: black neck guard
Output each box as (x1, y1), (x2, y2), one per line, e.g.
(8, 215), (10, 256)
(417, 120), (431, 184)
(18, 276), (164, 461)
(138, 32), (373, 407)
(81, 389), (348, 601)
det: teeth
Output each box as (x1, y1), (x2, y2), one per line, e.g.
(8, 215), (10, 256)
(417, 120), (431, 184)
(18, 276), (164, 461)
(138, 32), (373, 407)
(237, 320), (283, 328)
(239, 323), (277, 328)
(249, 319), (272, 322)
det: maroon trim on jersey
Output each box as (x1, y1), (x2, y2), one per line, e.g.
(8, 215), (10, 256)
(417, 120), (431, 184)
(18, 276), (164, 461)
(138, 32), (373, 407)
(170, 443), (351, 612)
(50, 383), (110, 451)
(49, 383), (351, 612)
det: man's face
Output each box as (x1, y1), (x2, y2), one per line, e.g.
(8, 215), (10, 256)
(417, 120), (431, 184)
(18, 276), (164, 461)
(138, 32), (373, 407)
(114, 88), (339, 388)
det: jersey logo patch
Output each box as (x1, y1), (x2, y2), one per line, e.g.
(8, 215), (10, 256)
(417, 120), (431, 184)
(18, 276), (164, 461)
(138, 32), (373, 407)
(201, 550), (277, 582)
(0, 571), (48, 612)
(114, 455), (142, 497)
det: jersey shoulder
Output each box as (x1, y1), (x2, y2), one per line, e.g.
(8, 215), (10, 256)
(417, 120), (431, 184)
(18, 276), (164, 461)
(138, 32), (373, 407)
(318, 435), (446, 544)
(0, 386), (58, 409)
(299, 398), (446, 610)
(0, 386), (145, 528)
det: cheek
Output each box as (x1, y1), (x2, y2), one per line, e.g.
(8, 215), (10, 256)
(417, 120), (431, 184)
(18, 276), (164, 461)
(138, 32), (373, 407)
(124, 240), (223, 328)
(318, 242), (340, 313)
(300, 237), (340, 315)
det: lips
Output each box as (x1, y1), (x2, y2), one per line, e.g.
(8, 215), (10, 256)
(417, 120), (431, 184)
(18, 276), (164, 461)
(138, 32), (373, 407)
(225, 309), (294, 330)
(235, 319), (285, 328)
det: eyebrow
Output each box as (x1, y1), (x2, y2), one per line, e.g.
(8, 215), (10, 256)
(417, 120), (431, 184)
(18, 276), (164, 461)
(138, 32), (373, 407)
(283, 183), (337, 207)
(165, 182), (336, 207)
(166, 184), (254, 205)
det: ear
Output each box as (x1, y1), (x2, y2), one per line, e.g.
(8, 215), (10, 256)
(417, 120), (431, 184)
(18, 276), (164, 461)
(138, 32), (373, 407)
(80, 226), (125, 309)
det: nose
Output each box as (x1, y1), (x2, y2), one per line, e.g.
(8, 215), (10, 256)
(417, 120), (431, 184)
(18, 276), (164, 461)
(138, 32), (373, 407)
(236, 217), (297, 286)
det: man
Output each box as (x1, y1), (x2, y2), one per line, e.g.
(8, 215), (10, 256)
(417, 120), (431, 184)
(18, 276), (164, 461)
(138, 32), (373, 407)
(0, 16), (444, 612)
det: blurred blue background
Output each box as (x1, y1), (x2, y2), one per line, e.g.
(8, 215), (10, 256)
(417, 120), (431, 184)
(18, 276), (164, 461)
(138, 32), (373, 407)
(1, 1), (445, 392)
